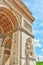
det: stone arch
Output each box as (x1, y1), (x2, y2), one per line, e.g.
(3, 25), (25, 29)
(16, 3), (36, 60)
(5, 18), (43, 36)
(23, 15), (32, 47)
(0, 6), (20, 34)
(0, 5), (21, 65)
(0, 6), (21, 65)
(3, 36), (12, 48)
(0, 4), (20, 27)
(2, 36), (12, 65)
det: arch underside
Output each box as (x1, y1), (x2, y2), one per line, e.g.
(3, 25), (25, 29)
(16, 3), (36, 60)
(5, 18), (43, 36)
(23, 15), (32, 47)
(2, 36), (12, 65)
(0, 7), (19, 35)
(0, 7), (19, 65)
(0, 7), (19, 53)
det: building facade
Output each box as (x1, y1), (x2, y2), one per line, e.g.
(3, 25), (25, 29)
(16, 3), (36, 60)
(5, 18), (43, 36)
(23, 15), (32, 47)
(0, 0), (36, 65)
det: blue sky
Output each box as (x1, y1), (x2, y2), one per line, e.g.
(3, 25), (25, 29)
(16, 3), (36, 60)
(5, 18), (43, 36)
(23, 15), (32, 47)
(22, 0), (43, 59)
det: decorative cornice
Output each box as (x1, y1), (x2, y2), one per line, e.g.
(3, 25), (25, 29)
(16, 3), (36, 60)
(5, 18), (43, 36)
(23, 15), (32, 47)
(19, 27), (34, 38)
(3, 0), (35, 22)
(16, 0), (32, 15)
(12, 0), (35, 22)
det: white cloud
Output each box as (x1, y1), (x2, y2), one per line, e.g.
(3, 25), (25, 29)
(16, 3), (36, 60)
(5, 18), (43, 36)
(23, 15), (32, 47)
(36, 56), (43, 61)
(33, 29), (43, 34)
(35, 43), (41, 47)
(34, 39), (42, 48)
(33, 30), (35, 34)
(41, 49), (43, 52)
(39, 56), (43, 61)
(34, 39), (39, 42)
(40, 23), (43, 26)
(33, 29), (41, 34)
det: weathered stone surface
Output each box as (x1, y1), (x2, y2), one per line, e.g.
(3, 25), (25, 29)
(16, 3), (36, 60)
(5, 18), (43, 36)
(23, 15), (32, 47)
(0, 0), (36, 65)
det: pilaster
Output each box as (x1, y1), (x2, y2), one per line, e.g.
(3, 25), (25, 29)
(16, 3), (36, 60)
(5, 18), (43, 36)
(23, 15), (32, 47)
(10, 30), (21, 65)
(0, 37), (5, 65)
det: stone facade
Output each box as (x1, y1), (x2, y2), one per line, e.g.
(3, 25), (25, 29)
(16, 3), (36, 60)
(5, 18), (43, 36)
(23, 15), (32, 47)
(0, 0), (36, 65)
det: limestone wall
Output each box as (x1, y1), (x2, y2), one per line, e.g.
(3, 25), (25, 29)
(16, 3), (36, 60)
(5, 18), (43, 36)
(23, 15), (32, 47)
(21, 32), (30, 65)
(0, 46), (4, 65)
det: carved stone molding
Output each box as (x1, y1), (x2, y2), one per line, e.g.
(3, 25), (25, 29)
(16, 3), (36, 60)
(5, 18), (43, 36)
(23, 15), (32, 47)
(26, 38), (34, 57)
(26, 38), (34, 65)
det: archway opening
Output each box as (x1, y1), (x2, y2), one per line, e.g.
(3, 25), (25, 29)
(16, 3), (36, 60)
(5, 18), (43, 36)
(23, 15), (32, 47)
(0, 7), (19, 65)
(0, 7), (19, 34)
(3, 37), (12, 65)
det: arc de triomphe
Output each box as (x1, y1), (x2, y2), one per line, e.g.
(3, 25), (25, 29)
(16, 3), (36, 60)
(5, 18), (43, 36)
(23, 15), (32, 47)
(0, 0), (36, 65)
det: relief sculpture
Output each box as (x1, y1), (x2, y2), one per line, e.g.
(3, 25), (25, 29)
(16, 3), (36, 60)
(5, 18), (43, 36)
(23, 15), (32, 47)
(26, 38), (34, 57)
(25, 38), (34, 65)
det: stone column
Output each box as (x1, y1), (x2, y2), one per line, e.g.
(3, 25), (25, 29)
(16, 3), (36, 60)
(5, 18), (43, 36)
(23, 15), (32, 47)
(26, 38), (36, 65)
(10, 30), (21, 65)
(0, 46), (5, 65)
(26, 38), (30, 65)
(0, 38), (5, 65)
